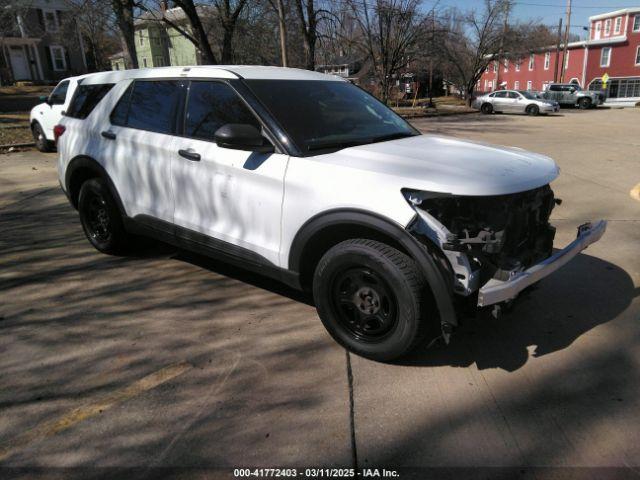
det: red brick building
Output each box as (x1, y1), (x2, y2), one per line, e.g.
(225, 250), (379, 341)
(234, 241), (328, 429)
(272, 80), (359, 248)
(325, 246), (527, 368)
(479, 7), (640, 103)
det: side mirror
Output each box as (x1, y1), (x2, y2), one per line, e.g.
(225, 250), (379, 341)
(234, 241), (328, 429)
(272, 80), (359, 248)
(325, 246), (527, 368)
(214, 124), (274, 153)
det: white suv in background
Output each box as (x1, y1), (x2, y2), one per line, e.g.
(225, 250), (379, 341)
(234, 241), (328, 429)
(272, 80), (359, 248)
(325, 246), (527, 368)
(56, 66), (606, 361)
(29, 74), (85, 152)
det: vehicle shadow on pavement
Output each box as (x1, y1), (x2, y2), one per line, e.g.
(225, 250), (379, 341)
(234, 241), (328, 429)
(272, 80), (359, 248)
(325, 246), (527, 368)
(398, 253), (636, 372)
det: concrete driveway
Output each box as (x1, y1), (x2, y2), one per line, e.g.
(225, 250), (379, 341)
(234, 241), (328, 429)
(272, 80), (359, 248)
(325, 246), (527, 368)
(1, 108), (639, 478)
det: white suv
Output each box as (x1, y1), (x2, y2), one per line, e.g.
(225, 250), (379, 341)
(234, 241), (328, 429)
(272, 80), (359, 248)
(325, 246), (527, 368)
(56, 66), (606, 361)
(30, 75), (86, 152)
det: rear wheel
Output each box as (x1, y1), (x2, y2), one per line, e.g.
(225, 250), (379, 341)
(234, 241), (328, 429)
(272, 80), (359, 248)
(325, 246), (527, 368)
(32, 123), (53, 152)
(78, 178), (130, 254)
(480, 103), (493, 114)
(578, 98), (591, 109)
(526, 104), (540, 116)
(313, 239), (432, 361)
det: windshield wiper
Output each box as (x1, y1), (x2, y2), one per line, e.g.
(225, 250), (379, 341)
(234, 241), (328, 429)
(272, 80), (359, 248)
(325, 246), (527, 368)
(307, 132), (415, 152)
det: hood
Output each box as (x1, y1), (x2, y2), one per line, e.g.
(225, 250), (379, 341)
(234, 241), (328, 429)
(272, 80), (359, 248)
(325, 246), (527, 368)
(317, 134), (559, 196)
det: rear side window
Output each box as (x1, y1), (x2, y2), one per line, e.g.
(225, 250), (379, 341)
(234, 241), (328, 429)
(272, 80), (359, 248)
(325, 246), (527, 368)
(66, 84), (114, 119)
(110, 80), (181, 134)
(49, 80), (69, 105)
(184, 81), (260, 141)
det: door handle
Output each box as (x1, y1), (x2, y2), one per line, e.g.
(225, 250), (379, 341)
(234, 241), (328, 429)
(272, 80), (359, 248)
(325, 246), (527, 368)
(101, 130), (116, 140)
(178, 149), (201, 161)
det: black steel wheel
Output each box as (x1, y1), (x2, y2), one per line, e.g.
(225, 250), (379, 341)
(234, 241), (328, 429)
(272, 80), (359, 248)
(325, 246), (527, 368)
(313, 239), (433, 361)
(78, 178), (129, 254)
(330, 266), (398, 342)
(32, 122), (53, 152)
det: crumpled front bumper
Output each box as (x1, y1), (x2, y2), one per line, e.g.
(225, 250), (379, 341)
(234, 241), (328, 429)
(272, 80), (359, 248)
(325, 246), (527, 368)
(477, 220), (607, 307)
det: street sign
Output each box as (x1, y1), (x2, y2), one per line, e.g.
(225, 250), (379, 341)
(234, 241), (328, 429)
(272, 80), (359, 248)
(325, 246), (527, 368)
(602, 72), (610, 88)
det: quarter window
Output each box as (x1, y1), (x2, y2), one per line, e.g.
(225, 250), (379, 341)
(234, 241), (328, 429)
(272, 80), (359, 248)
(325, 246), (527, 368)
(184, 81), (260, 141)
(600, 47), (611, 67)
(110, 80), (181, 135)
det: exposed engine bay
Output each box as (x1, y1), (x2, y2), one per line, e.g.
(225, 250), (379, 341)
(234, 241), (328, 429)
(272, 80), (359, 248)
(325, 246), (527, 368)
(406, 185), (558, 297)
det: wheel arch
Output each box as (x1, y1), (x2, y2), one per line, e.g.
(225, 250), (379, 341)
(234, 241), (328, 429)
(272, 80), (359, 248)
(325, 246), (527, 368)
(288, 209), (457, 329)
(65, 156), (126, 214)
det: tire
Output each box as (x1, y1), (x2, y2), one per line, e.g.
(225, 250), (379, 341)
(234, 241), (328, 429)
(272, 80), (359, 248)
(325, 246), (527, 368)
(78, 178), (129, 254)
(312, 239), (432, 361)
(32, 122), (53, 152)
(578, 98), (591, 109)
(480, 103), (493, 114)
(526, 104), (540, 116)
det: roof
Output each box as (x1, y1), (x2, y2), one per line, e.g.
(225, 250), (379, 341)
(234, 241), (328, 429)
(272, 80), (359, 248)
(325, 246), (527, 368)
(134, 6), (212, 26)
(80, 66), (345, 85)
(589, 8), (640, 21)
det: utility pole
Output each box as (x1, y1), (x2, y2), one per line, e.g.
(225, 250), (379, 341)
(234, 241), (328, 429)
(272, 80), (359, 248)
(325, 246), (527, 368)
(560, 0), (572, 82)
(553, 17), (563, 82)
(276, 0), (288, 67)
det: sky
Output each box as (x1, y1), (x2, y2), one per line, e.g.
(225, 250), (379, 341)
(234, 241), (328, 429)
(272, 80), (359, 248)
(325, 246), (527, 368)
(425, 0), (640, 40)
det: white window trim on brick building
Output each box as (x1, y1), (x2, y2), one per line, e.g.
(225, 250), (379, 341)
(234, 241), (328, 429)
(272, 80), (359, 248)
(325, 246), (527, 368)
(604, 18), (611, 35)
(614, 16), (622, 34)
(634, 15), (640, 32)
(544, 52), (550, 70)
(527, 80), (532, 90)
(529, 54), (534, 70)
(636, 46), (640, 66)
(601, 47), (611, 67)
(514, 80), (520, 90)
(595, 21), (602, 39)
(504, 59), (509, 72)
(515, 58), (521, 71)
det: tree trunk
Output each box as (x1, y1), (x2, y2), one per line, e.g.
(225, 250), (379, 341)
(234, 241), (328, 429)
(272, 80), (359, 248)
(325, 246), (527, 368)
(111, 0), (138, 69)
(221, 27), (234, 63)
(173, 0), (218, 64)
(276, 0), (288, 67)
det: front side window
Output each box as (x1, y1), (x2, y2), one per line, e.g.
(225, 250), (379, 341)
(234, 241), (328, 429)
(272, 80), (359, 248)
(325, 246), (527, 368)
(245, 80), (417, 154)
(49, 80), (69, 104)
(110, 80), (181, 134)
(184, 81), (260, 141)
(601, 47), (611, 67)
(50, 46), (66, 71)
(66, 83), (114, 119)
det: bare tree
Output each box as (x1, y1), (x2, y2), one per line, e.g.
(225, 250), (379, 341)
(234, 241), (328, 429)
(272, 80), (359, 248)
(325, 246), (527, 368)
(112, 0), (139, 68)
(215, 0), (249, 63)
(348, 0), (427, 102)
(292, 0), (334, 70)
(438, 0), (510, 105)
(68, 0), (120, 71)
(167, 0), (218, 63)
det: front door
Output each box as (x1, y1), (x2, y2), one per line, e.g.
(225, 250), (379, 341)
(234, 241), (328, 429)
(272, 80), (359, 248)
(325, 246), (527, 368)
(9, 46), (31, 80)
(97, 79), (180, 223)
(171, 80), (288, 266)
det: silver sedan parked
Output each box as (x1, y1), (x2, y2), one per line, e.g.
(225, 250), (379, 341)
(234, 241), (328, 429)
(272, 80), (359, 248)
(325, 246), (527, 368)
(473, 90), (560, 116)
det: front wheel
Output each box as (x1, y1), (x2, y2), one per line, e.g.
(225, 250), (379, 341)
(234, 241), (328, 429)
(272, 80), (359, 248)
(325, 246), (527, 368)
(526, 104), (540, 116)
(313, 239), (432, 361)
(78, 178), (130, 254)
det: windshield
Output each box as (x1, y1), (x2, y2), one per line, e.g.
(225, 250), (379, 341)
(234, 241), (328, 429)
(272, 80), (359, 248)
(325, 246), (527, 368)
(244, 80), (418, 154)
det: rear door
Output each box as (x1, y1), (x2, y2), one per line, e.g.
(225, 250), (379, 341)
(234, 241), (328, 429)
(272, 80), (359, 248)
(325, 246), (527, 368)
(97, 79), (181, 223)
(170, 80), (288, 266)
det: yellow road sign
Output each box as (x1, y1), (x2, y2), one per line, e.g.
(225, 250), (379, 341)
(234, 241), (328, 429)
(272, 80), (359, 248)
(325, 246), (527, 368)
(602, 72), (610, 88)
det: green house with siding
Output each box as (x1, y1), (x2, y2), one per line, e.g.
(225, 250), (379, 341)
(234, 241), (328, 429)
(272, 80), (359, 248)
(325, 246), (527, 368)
(109, 6), (201, 71)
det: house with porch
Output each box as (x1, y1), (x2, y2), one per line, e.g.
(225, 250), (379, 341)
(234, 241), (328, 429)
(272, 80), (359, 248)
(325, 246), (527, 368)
(0, 0), (87, 84)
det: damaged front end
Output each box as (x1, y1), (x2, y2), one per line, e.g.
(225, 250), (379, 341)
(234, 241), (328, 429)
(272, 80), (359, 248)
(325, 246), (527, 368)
(404, 185), (606, 331)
